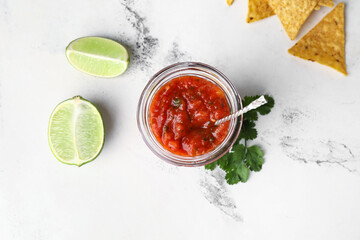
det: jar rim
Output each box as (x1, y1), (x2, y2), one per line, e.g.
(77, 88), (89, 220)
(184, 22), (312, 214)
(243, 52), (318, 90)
(137, 62), (242, 167)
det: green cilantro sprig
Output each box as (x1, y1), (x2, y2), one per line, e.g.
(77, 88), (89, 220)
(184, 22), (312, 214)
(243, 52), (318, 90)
(205, 95), (275, 185)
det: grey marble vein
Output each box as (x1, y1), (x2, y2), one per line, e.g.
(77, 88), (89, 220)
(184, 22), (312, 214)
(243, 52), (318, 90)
(280, 136), (359, 173)
(281, 108), (309, 125)
(200, 169), (243, 222)
(121, 0), (159, 71)
(277, 107), (360, 173)
(165, 42), (191, 64)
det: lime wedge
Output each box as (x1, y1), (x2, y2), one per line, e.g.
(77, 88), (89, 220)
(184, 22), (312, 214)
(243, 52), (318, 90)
(48, 96), (105, 166)
(66, 37), (129, 78)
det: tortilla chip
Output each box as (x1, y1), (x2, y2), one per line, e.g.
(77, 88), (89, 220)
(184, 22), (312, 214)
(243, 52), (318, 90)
(227, 0), (234, 6)
(268, 0), (279, 10)
(315, 0), (333, 10)
(269, 0), (320, 40)
(288, 3), (347, 75)
(319, 0), (334, 7)
(270, 0), (332, 11)
(247, 0), (275, 23)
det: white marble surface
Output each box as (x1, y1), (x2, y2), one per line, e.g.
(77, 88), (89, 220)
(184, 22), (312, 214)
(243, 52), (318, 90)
(1, 0), (360, 239)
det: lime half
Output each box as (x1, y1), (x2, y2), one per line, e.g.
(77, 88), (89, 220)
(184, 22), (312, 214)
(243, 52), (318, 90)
(66, 37), (129, 78)
(48, 96), (105, 166)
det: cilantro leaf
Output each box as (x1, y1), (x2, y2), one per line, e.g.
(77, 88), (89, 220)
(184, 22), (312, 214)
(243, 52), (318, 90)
(215, 144), (248, 185)
(242, 96), (260, 121)
(244, 110), (258, 121)
(227, 144), (246, 171)
(242, 95), (275, 118)
(225, 170), (241, 185)
(236, 161), (250, 182)
(239, 119), (257, 141)
(245, 145), (264, 172)
(256, 95), (275, 115)
(217, 152), (230, 170)
(223, 145), (246, 176)
(205, 161), (217, 170)
(204, 94), (274, 185)
(225, 161), (249, 184)
(232, 144), (246, 156)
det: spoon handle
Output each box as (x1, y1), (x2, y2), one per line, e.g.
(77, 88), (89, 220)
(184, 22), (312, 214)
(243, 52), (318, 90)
(215, 95), (267, 125)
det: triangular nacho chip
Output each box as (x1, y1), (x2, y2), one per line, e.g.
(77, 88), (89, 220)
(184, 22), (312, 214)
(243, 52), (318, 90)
(319, 0), (334, 7)
(288, 3), (347, 75)
(268, 0), (279, 10)
(315, 0), (334, 10)
(269, 0), (320, 40)
(246, 0), (275, 23)
(227, 0), (234, 6)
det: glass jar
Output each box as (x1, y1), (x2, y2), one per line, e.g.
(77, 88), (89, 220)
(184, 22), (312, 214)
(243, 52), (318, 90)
(137, 62), (242, 167)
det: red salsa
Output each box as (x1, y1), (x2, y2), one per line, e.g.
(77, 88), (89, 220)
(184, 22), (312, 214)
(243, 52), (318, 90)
(149, 76), (230, 156)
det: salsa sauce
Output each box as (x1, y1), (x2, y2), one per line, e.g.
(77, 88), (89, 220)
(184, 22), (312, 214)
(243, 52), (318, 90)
(150, 76), (230, 156)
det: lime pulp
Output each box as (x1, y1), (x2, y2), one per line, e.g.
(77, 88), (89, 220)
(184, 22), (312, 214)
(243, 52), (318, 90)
(48, 96), (105, 166)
